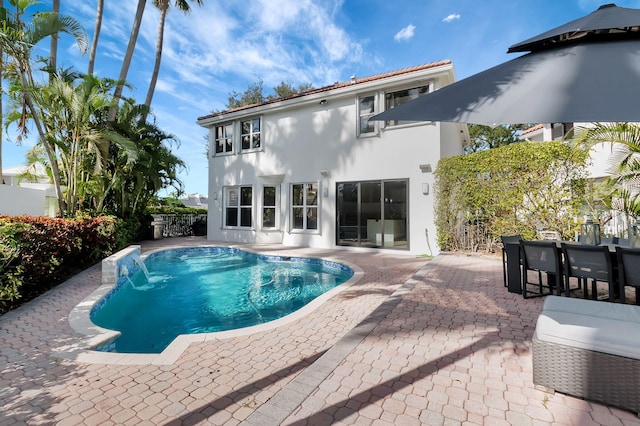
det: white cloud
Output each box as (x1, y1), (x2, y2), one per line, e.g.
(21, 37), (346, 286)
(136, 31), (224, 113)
(443, 14), (461, 23)
(52, 0), (370, 193)
(394, 24), (415, 42)
(157, 0), (364, 90)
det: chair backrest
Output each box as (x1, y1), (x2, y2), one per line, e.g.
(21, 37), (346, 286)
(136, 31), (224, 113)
(616, 246), (640, 287)
(521, 240), (560, 274)
(561, 243), (612, 282)
(617, 238), (631, 247)
(501, 235), (522, 246)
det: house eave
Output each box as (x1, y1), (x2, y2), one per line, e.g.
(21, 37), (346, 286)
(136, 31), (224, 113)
(196, 61), (455, 127)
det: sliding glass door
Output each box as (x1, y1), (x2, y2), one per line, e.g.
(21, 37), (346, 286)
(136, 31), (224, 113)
(337, 183), (359, 244)
(336, 179), (408, 249)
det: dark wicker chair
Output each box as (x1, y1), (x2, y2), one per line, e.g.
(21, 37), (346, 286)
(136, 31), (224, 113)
(520, 240), (562, 298)
(616, 246), (640, 304)
(561, 243), (615, 301)
(501, 235), (522, 288)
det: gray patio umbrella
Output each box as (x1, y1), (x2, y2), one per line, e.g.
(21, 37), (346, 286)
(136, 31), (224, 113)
(371, 3), (640, 125)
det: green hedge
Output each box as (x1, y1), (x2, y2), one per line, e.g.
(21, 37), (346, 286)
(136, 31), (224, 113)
(0, 215), (126, 314)
(435, 141), (590, 251)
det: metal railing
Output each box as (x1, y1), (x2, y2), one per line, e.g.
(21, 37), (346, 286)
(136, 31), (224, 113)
(151, 214), (207, 237)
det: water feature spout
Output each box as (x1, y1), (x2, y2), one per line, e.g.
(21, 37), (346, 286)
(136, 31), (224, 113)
(131, 254), (150, 281)
(126, 276), (154, 291)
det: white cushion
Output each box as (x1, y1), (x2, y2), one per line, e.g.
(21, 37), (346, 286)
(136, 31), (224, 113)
(535, 296), (640, 360)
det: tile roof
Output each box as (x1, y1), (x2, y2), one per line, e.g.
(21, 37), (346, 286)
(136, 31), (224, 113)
(521, 124), (544, 135)
(198, 60), (452, 121)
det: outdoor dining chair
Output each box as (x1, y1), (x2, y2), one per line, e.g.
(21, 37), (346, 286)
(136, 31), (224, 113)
(616, 246), (640, 304)
(561, 243), (615, 301)
(501, 235), (522, 288)
(617, 238), (631, 247)
(520, 240), (562, 299)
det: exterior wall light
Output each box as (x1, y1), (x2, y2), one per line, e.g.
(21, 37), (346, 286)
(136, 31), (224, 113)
(419, 164), (432, 173)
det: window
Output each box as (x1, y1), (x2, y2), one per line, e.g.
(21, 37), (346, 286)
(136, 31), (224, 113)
(214, 123), (234, 155)
(291, 183), (318, 231)
(241, 118), (261, 151)
(224, 186), (253, 228)
(358, 95), (377, 136)
(262, 185), (278, 229)
(213, 117), (262, 155)
(384, 85), (430, 127)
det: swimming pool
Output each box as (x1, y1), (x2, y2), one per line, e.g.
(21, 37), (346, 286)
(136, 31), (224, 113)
(90, 247), (354, 353)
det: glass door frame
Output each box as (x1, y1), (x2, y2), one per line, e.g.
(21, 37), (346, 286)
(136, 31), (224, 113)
(336, 179), (409, 250)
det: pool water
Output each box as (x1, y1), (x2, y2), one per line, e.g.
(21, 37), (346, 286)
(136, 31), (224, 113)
(91, 247), (353, 353)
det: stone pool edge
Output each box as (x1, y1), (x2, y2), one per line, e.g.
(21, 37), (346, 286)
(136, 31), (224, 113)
(55, 244), (364, 365)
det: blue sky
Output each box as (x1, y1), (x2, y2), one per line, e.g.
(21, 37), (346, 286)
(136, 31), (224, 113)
(4, 0), (640, 196)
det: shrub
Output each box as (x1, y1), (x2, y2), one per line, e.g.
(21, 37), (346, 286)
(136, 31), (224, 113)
(435, 141), (590, 252)
(0, 215), (126, 314)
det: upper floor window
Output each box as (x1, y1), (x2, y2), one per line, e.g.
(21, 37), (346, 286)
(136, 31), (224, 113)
(384, 85), (430, 127)
(291, 183), (318, 231)
(358, 95), (377, 137)
(224, 186), (253, 228)
(241, 118), (261, 151)
(214, 123), (234, 155)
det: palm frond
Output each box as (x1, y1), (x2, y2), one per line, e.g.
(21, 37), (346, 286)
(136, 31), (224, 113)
(29, 12), (88, 53)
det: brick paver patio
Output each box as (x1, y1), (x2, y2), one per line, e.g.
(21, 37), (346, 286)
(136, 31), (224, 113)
(1, 237), (638, 425)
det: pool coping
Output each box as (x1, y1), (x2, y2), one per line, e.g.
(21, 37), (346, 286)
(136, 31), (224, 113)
(56, 244), (364, 365)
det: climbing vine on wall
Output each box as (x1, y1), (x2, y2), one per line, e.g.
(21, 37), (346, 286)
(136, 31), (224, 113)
(434, 141), (590, 252)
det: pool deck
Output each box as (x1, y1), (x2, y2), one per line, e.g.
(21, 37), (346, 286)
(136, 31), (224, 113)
(1, 237), (638, 425)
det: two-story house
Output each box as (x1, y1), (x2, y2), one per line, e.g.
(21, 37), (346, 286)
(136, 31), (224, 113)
(1, 163), (59, 217)
(197, 61), (468, 255)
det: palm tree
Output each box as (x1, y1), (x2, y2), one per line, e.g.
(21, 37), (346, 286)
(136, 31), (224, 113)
(87, 0), (104, 75)
(578, 123), (640, 221)
(0, 0), (88, 213)
(101, 103), (184, 217)
(144, 0), (203, 110)
(108, 0), (146, 122)
(34, 73), (139, 214)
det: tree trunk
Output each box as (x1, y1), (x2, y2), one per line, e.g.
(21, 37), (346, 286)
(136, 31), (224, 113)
(0, 0), (4, 185)
(144, 2), (168, 111)
(87, 0), (104, 75)
(108, 0), (146, 122)
(20, 71), (65, 214)
(49, 0), (60, 79)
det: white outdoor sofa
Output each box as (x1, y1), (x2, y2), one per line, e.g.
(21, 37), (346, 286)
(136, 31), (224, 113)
(532, 296), (640, 414)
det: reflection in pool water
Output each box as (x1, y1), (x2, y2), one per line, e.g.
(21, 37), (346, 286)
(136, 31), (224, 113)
(91, 247), (353, 353)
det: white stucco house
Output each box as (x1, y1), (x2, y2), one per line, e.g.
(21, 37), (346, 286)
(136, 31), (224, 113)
(520, 122), (613, 180)
(0, 163), (59, 217)
(179, 193), (209, 210)
(197, 61), (468, 255)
